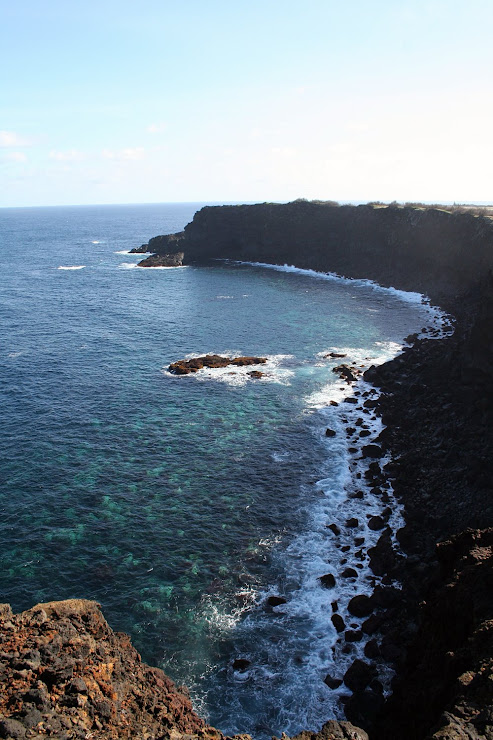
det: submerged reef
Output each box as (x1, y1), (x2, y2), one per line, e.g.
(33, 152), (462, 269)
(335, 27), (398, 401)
(2, 202), (492, 738)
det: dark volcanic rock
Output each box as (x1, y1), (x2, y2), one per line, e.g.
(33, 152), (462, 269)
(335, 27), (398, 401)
(320, 573), (336, 589)
(266, 595), (287, 607)
(348, 595), (373, 618)
(331, 614), (346, 633)
(333, 364), (359, 383)
(324, 674), (343, 690)
(137, 250), (184, 267)
(361, 444), (384, 459)
(343, 659), (376, 692)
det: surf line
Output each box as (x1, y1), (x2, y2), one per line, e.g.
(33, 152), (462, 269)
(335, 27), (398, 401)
(216, 259), (453, 729)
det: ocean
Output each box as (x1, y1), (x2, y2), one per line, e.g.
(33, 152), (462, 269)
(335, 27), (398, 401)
(0, 203), (449, 737)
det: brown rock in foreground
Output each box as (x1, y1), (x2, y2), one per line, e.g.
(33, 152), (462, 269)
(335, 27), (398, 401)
(0, 599), (239, 740)
(288, 719), (369, 740)
(0, 599), (368, 740)
(168, 355), (267, 375)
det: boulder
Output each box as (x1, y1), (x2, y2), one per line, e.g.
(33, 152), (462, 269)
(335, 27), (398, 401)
(266, 595), (287, 607)
(331, 614), (346, 633)
(348, 595), (373, 618)
(361, 444), (384, 459)
(324, 674), (343, 689)
(343, 659), (376, 692)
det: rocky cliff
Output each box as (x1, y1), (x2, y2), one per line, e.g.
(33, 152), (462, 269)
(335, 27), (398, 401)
(144, 201), (493, 308)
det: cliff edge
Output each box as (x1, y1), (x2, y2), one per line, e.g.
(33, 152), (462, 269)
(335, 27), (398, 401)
(143, 201), (493, 308)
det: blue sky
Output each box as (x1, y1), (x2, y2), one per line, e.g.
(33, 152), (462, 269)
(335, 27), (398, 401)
(1, 0), (492, 207)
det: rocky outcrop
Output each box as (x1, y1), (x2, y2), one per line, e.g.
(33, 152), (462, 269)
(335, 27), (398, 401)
(137, 251), (184, 268)
(168, 355), (267, 375)
(0, 599), (242, 740)
(288, 720), (370, 740)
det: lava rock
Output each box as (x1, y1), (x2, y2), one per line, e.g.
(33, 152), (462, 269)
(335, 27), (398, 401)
(266, 595), (287, 607)
(343, 659), (376, 692)
(331, 614), (346, 633)
(348, 595), (374, 618)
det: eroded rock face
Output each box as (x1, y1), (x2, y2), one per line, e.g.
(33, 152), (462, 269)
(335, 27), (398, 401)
(0, 599), (233, 739)
(168, 355), (267, 375)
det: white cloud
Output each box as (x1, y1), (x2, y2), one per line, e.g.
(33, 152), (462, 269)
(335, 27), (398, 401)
(3, 151), (28, 162)
(147, 122), (167, 133)
(102, 147), (145, 161)
(0, 130), (31, 148)
(49, 149), (85, 161)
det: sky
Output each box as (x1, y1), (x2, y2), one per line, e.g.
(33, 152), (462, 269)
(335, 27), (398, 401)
(1, 0), (493, 207)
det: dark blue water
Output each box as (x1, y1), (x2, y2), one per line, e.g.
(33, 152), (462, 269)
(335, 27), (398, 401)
(0, 203), (444, 736)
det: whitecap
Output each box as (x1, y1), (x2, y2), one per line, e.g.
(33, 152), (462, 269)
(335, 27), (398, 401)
(118, 262), (137, 269)
(57, 265), (85, 270)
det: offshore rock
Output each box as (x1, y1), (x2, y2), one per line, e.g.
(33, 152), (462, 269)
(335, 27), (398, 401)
(168, 355), (267, 375)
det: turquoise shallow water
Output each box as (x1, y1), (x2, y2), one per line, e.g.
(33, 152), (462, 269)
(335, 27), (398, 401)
(0, 203), (444, 736)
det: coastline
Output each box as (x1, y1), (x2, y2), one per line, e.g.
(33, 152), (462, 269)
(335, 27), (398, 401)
(1, 200), (492, 739)
(139, 201), (493, 737)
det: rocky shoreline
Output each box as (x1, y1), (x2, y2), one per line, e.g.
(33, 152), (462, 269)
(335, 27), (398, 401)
(135, 201), (493, 737)
(2, 201), (492, 739)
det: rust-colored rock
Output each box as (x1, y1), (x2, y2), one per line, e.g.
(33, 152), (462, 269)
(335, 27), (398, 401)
(0, 599), (240, 740)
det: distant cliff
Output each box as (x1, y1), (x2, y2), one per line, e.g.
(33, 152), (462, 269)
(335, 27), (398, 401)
(144, 201), (493, 309)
